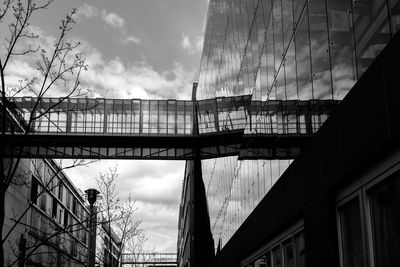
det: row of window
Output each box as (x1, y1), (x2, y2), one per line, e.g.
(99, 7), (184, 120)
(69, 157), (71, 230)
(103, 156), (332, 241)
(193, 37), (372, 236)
(30, 159), (89, 247)
(242, 224), (305, 267)
(29, 208), (88, 264)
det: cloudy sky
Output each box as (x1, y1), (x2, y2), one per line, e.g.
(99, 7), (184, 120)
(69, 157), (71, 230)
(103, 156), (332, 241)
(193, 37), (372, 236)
(3, 0), (208, 252)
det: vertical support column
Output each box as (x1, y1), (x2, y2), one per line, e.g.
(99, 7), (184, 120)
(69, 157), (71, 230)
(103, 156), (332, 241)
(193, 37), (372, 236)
(66, 99), (72, 133)
(87, 205), (97, 267)
(139, 99), (143, 134)
(103, 99), (108, 134)
(213, 98), (219, 132)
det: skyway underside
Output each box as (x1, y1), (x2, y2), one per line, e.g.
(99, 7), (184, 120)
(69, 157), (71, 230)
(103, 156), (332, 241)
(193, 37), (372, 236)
(1, 131), (312, 160)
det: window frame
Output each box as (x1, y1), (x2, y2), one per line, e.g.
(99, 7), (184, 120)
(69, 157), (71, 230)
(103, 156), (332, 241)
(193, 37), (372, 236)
(335, 148), (400, 267)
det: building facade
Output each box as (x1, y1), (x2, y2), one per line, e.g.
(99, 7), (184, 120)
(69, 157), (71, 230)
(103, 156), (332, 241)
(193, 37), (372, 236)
(178, 0), (400, 266)
(3, 158), (89, 266)
(97, 223), (122, 267)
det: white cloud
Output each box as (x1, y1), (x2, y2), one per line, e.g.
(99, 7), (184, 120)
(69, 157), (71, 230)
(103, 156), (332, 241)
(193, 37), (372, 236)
(182, 34), (191, 50)
(80, 45), (194, 99)
(120, 35), (141, 45)
(101, 11), (125, 28)
(181, 34), (203, 55)
(5, 24), (194, 98)
(77, 3), (99, 18)
(77, 3), (140, 46)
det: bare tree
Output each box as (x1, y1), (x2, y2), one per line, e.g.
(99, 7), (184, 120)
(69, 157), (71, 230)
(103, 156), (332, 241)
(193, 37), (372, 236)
(0, 0), (90, 265)
(124, 231), (156, 266)
(96, 167), (145, 266)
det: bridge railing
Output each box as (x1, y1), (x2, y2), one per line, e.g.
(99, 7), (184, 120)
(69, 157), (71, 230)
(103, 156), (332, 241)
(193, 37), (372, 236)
(121, 252), (177, 265)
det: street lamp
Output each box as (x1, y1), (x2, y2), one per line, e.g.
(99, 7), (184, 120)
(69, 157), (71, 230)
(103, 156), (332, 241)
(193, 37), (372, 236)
(85, 188), (100, 267)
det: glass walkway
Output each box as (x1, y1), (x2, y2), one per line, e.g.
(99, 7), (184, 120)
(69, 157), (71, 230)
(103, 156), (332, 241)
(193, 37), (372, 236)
(1, 96), (338, 160)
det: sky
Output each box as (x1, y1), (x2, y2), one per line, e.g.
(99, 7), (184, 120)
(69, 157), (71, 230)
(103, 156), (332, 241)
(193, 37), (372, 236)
(2, 0), (209, 252)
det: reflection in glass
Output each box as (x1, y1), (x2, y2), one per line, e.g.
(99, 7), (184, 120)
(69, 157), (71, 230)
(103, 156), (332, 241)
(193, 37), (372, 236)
(308, 0), (332, 100)
(351, 0), (390, 78)
(196, 0), (399, 252)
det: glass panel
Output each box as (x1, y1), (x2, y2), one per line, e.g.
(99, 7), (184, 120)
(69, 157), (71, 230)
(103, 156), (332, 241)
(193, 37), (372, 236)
(339, 197), (365, 267)
(159, 100), (167, 134)
(326, 0), (357, 100)
(266, 13), (275, 99)
(308, 0), (332, 100)
(283, 239), (295, 267)
(272, 246), (282, 267)
(389, 0), (400, 34)
(273, 0), (284, 94)
(295, 8), (313, 100)
(368, 173), (400, 267)
(295, 232), (306, 267)
(351, 0), (391, 78)
(132, 100), (140, 134)
(167, 100), (176, 134)
(142, 100), (149, 134)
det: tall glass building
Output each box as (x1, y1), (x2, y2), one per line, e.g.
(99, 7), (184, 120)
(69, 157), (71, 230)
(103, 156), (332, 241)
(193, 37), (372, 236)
(178, 0), (400, 266)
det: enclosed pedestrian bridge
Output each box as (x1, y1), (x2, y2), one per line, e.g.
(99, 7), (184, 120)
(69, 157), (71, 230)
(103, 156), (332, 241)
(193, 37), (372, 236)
(1, 96), (339, 160)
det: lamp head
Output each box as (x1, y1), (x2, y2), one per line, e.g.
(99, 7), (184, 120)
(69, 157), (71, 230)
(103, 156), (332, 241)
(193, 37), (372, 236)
(85, 188), (100, 205)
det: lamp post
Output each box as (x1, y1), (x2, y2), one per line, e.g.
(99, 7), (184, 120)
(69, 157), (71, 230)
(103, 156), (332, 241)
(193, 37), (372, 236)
(85, 188), (100, 267)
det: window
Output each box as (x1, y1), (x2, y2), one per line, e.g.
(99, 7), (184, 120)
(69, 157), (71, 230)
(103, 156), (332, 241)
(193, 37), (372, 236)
(337, 197), (365, 267)
(52, 196), (57, 218)
(368, 174), (400, 266)
(39, 193), (47, 211)
(283, 239), (295, 267)
(64, 211), (68, 227)
(58, 182), (63, 200)
(336, 163), (400, 267)
(66, 192), (72, 209)
(241, 222), (304, 267)
(72, 198), (77, 215)
(272, 246), (283, 267)
(30, 177), (39, 204)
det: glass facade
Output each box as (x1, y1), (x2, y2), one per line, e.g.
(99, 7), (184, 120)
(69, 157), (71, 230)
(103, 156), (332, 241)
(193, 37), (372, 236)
(197, 0), (400, 249)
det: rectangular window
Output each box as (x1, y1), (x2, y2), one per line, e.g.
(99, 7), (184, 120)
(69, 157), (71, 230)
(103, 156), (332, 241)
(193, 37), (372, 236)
(294, 232), (306, 267)
(30, 177), (38, 204)
(72, 198), (77, 215)
(58, 183), (63, 200)
(272, 246), (283, 267)
(64, 211), (68, 227)
(368, 173), (400, 267)
(283, 239), (295, 267)
(52, 196), (57, 218)
(40, 193), (47, 211)
(338, 197), (365, 267)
